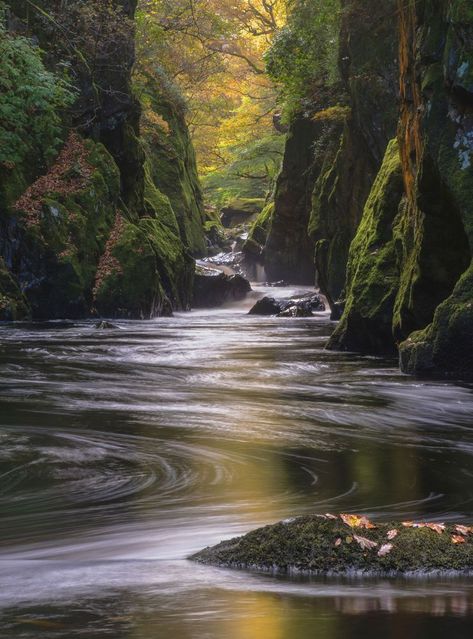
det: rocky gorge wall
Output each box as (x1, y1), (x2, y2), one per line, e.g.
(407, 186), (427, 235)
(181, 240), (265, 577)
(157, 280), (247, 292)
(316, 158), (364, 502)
(263, 0), (473, 377)
(0, 0), (206, 320)
(331, 0), (473, 376)
(264, 0), (399, 303)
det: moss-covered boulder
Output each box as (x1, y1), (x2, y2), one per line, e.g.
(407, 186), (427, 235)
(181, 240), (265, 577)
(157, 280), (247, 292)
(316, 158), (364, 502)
(192, 514), (473, 576)
(400, 261), (473, 377)
(327, 140), (404, 354)
(94, 211), (194, 319)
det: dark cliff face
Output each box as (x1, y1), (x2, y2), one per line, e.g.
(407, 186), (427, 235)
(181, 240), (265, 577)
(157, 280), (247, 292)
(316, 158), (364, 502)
(0, 0), (204, 320)
(264, 0), (398, 300)
(330, 0), (473, 375)
(398, 0), (473, 375)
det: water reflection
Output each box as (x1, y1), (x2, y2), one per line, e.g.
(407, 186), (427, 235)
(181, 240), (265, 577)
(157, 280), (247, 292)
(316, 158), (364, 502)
(1, 286), (473, 637)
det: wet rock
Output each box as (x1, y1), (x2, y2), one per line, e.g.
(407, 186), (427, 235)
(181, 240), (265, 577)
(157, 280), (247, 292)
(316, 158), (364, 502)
(95, 320), (118, 329)
(191, 514), (473, 576)
(193, 265), (251, 308)
(277, 305), (312, 318)
(220, 199), (265, 229)
(249, 293), (325, 316)
(248, 297), (281, 315)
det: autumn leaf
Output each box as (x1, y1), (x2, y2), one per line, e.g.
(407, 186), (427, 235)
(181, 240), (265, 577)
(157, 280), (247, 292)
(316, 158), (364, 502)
(401, 521), (445, 533)
(452, 535), (466, 544)
(353, 534), (378, 550)
(340, 514), (376, 529)
(387, 529), (398, 540)
(425, 523), (445, 534)
(377, 543), (393, 557)
(455, 525), (473, 536)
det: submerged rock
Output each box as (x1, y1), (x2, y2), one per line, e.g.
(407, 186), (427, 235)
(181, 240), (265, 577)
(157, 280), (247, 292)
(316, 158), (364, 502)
(95, 320), (118, 330)
(248, 293), (325, 317)
(191, 514), (473, 576)
(193, 265), (251, 308)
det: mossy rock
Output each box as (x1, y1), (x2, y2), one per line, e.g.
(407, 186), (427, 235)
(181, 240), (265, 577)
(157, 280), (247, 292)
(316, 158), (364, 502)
(192, 514), (473, 576)
(400, 261), (473, 377)
(327, 140), (404, 355)
(0, 258), (30, 321)
(243, 202), (274, 254)
(94, 213), (194, 319)
(140, 79), (207, 256)
(11, 136), (120, 318)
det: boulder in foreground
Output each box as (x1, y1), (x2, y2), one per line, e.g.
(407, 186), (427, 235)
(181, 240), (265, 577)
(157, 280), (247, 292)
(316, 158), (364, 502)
(191, 514), (473, 576)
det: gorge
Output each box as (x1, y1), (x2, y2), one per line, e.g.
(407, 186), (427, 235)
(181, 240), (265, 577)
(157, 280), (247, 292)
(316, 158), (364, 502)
(1, 1), (473, 638)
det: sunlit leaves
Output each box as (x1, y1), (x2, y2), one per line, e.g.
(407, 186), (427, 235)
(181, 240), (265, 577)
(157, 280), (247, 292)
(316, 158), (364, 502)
(340, 514), (376, 529)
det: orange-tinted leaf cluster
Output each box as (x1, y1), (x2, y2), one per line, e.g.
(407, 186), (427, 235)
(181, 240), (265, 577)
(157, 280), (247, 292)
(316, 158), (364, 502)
(93, 212), (124, 299)
(402, 521), (446, 534)
(14, 133), (92, 227)
(340, 514), (377, 529)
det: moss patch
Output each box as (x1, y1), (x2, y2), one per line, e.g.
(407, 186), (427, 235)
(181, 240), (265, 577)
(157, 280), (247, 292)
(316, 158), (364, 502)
(327, 140), (404, 354)
(0, 257), (30, 321)
(192, 514), (473, 576)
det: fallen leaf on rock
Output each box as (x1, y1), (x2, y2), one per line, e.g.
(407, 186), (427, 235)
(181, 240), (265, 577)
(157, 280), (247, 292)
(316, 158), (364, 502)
(335, 538), (342, 547)
(387, 529), (398, 540)
(401, 521), (445, 533)
(340, 514), (376, 529)
(452, 535), (466, 544)
(425, 522), (445, 534)
(353, 534), (378, 550)
(455, 525), (473, 536)
(377, 543), (393, 557)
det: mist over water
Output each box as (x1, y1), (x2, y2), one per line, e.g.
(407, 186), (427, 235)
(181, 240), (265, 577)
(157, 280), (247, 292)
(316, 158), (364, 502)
(1, 285), (473, 638)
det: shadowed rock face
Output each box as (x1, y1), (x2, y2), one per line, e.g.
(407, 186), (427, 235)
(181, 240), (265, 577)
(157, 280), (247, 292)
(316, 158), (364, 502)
(264, 0), (398, 300)
(0, 1), (204, 319)
(191, 515), (473, 576)
(329, 1), (473, 375)
(193, 265), (251, 308)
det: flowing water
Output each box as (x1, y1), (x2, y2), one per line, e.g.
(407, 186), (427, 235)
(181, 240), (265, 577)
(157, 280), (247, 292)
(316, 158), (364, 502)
(1, 285), (473, 638)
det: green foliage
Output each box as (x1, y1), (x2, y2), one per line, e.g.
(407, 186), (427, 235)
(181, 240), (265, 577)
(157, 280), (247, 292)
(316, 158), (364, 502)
(265, 0), (341, 117)
(202, 134), (285, 209)
(0, 22), (74, 168)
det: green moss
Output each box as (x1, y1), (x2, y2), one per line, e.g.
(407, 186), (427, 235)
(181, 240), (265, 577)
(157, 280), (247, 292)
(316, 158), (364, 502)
(327, 140), (404, 354)
(400, 261), (473, 376)
(192, 515), (473, 576)
(140, 79), (206, 256)
(94, 213), (194, 319)
(0, 257), (30, 321)
(244, 202), (274, 249)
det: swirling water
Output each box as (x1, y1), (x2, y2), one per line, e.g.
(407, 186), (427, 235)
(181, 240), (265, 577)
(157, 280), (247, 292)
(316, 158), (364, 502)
(1, 285), (473, 638)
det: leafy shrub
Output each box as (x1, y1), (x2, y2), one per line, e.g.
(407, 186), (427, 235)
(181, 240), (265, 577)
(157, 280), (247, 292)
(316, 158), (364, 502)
(0, 20), (74, 169)
(265, 0), (341, 117)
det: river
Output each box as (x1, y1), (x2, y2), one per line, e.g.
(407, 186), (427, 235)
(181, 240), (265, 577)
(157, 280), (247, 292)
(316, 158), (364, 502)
(1, 285), (473, 638)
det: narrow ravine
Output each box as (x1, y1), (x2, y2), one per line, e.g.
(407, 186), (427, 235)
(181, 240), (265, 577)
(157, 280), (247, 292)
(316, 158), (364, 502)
(1, 291), (473, 637)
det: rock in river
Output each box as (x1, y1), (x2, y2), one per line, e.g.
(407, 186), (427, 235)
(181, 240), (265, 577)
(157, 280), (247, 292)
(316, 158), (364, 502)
(249, 293), (325, 317)
(191, 514), (473, 576)
(193, 264), (251, 308)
